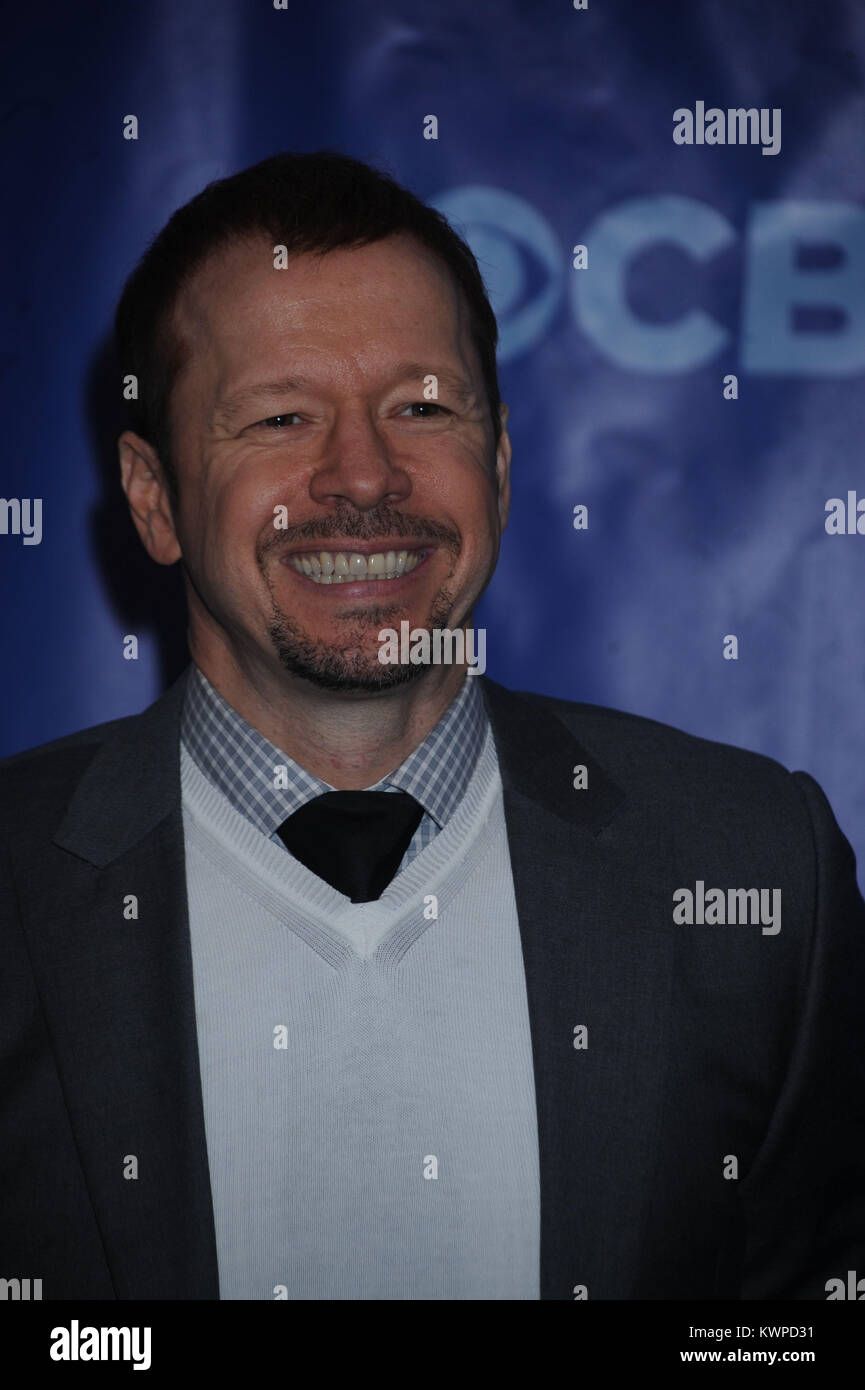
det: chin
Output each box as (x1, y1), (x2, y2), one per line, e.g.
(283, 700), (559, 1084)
(281, 657), (424, 696)
(266, 619), (424, 695)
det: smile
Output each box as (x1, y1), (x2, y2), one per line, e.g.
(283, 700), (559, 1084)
(285, 548), (429, 584)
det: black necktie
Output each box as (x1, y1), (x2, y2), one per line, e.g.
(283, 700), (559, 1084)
(276, 790), (423, 902)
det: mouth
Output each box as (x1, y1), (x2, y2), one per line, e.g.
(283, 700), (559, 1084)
(281, 544), (433, 586)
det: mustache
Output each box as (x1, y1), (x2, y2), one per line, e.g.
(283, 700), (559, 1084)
(258, 506), (461, 561)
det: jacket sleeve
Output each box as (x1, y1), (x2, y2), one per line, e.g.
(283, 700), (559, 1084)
(739, 769), (865, 1299)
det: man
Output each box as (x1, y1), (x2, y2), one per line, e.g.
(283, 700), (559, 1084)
(1, 151), (863, 1302)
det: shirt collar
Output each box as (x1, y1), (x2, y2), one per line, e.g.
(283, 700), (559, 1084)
(181, 663), (488, 838)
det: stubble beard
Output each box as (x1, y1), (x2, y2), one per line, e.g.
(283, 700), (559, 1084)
(256, 502), (468, 694)
(265, 585), (460, 694)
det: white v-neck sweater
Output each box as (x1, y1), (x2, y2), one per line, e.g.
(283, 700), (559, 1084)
(180, 726), (541, 1300)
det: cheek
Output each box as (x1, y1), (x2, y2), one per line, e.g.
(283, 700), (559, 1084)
(422, 453), (496, 518)
(453, 476), (501, 542)
(208, 453), (308, 541)
(187, 487), (263, 582)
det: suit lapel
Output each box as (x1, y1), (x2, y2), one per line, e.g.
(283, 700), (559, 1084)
(480, 678), (673, 1300)
(10, 669), (219, 1299)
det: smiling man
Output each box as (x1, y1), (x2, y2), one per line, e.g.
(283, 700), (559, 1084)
(120, 226), (507, 784)
(1, 151), (864, 1303)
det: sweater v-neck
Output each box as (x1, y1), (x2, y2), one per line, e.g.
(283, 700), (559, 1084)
(180, 725), (502, 962)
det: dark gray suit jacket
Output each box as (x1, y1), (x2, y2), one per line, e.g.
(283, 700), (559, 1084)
(2, 669), (864, 1299)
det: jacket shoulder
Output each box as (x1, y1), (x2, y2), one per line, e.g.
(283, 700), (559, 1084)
(515, 688), (802, 800)
(0, 712), (143, 837)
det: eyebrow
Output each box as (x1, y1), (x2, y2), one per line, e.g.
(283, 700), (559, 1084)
(211, 360), (479, 427)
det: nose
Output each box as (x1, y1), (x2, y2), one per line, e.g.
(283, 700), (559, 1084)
(308, 406), (411, 511)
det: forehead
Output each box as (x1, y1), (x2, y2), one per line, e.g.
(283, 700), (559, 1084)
(171, 232), (475, 394)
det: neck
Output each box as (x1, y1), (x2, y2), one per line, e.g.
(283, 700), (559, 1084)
(190, 644), (469, 789)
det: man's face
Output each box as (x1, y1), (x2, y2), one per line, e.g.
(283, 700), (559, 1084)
(142, 232), (510, 694)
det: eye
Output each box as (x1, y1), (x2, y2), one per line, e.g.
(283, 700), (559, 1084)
(398, 402), (452, 419)
(255, 413), (302, 429)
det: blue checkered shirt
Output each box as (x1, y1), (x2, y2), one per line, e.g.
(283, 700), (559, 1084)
(181, 664), (489, 874)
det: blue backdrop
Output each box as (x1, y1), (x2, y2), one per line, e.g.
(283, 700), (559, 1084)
(3, 0), (865, 877)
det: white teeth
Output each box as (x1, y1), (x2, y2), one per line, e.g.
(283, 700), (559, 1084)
(288, 548), (426, 583)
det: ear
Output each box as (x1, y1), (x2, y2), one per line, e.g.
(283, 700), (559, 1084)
(118, 430), (182, 565)
(494, 402), (511, 531)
